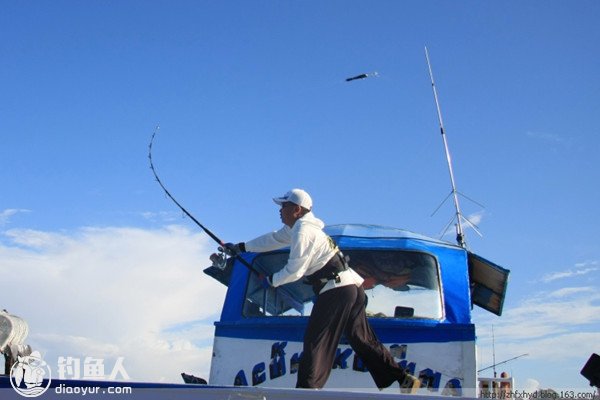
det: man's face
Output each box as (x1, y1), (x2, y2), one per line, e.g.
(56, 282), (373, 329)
(280, 201), (300, 227)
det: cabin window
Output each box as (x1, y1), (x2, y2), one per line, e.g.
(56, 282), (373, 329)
(345, 249), (443, 319)
(242, 249), (443, 320)
(243, 252), (315, 317)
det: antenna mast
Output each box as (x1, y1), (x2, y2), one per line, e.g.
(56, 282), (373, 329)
(492, 325), (497, 378)
(425, 46), (467, 248)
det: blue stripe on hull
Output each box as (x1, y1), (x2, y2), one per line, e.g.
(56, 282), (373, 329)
(214, 319), (475, 343)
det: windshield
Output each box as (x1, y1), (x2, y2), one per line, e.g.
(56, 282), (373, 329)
(243, 249), (443, 319)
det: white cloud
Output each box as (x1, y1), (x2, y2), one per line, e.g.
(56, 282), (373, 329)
(0, 225), (227, 383)
(0, 208), (30, 226)
(523, 379), (540, 392)
(466, 211), (484, 227)
(440, 210), (485, 240)
(140, 211), (183, 223)
(526, 131), (568, 145)
(550, 286), (595, 298)
(474, 274), (600, 390)
(476, 288), (600, 343)
(542, 263), (599, 283)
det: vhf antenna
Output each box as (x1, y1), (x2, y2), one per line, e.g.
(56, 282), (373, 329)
(425, 46), (482, 248)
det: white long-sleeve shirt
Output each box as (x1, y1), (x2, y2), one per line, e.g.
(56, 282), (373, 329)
(245, 212), (364, 293)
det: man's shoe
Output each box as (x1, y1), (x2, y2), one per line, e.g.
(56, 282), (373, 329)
(399, 372), (421, 394)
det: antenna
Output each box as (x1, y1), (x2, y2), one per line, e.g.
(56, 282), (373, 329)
(478, 325), (529, 375)
(425, 46), (481, 248)
(492, 325), (497, 377)
(477, 353), (529, 374)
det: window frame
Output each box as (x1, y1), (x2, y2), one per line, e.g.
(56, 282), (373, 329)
(241, 248), (445, 321)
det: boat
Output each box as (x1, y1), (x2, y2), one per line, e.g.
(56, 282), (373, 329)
(1, 223), (509, 399)
(203, 223), (509, 397)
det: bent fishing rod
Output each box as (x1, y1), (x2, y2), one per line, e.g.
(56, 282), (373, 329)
(148, 125), (259, 274)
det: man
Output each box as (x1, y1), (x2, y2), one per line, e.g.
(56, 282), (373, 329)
(224, 188), (420, 392)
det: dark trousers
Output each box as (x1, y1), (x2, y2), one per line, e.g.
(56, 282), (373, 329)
(296, 284), (406, 389)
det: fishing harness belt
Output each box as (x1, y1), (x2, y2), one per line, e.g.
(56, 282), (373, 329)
(304, 251), (349, 294)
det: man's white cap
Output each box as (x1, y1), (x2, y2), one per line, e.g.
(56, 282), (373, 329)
(273, 188), (313, 210)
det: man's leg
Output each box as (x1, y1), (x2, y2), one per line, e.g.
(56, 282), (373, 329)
(344, 286), (411, 389)
(296, 285), (357, 388)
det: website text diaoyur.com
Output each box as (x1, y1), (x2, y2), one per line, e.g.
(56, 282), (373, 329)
(481, 390), (598, 400)
(54, 384), (133, 396)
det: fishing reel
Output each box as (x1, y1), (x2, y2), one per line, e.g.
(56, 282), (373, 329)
(209, 248), (227, 270)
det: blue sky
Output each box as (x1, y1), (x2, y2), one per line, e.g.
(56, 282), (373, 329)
(2, 0), (599, 391)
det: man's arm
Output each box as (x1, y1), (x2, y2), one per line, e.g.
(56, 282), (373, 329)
(244, 225), (292, 253)
(271, 232), (314, 287)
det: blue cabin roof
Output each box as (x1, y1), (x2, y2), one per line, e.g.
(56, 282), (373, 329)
(325, 224), (459, 245)
(205, 224), (509, 325)
(324, 224), (463, 251)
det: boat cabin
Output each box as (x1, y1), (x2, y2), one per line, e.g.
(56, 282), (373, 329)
(204, 224), (509, 396)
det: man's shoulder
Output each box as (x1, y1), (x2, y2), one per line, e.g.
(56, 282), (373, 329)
(293, 219), (326, 237)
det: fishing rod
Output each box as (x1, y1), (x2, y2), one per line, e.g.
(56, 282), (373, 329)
(148, 125), (226, 247)
(148, 125), (259, 274)
(149, 126), (306, 314)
